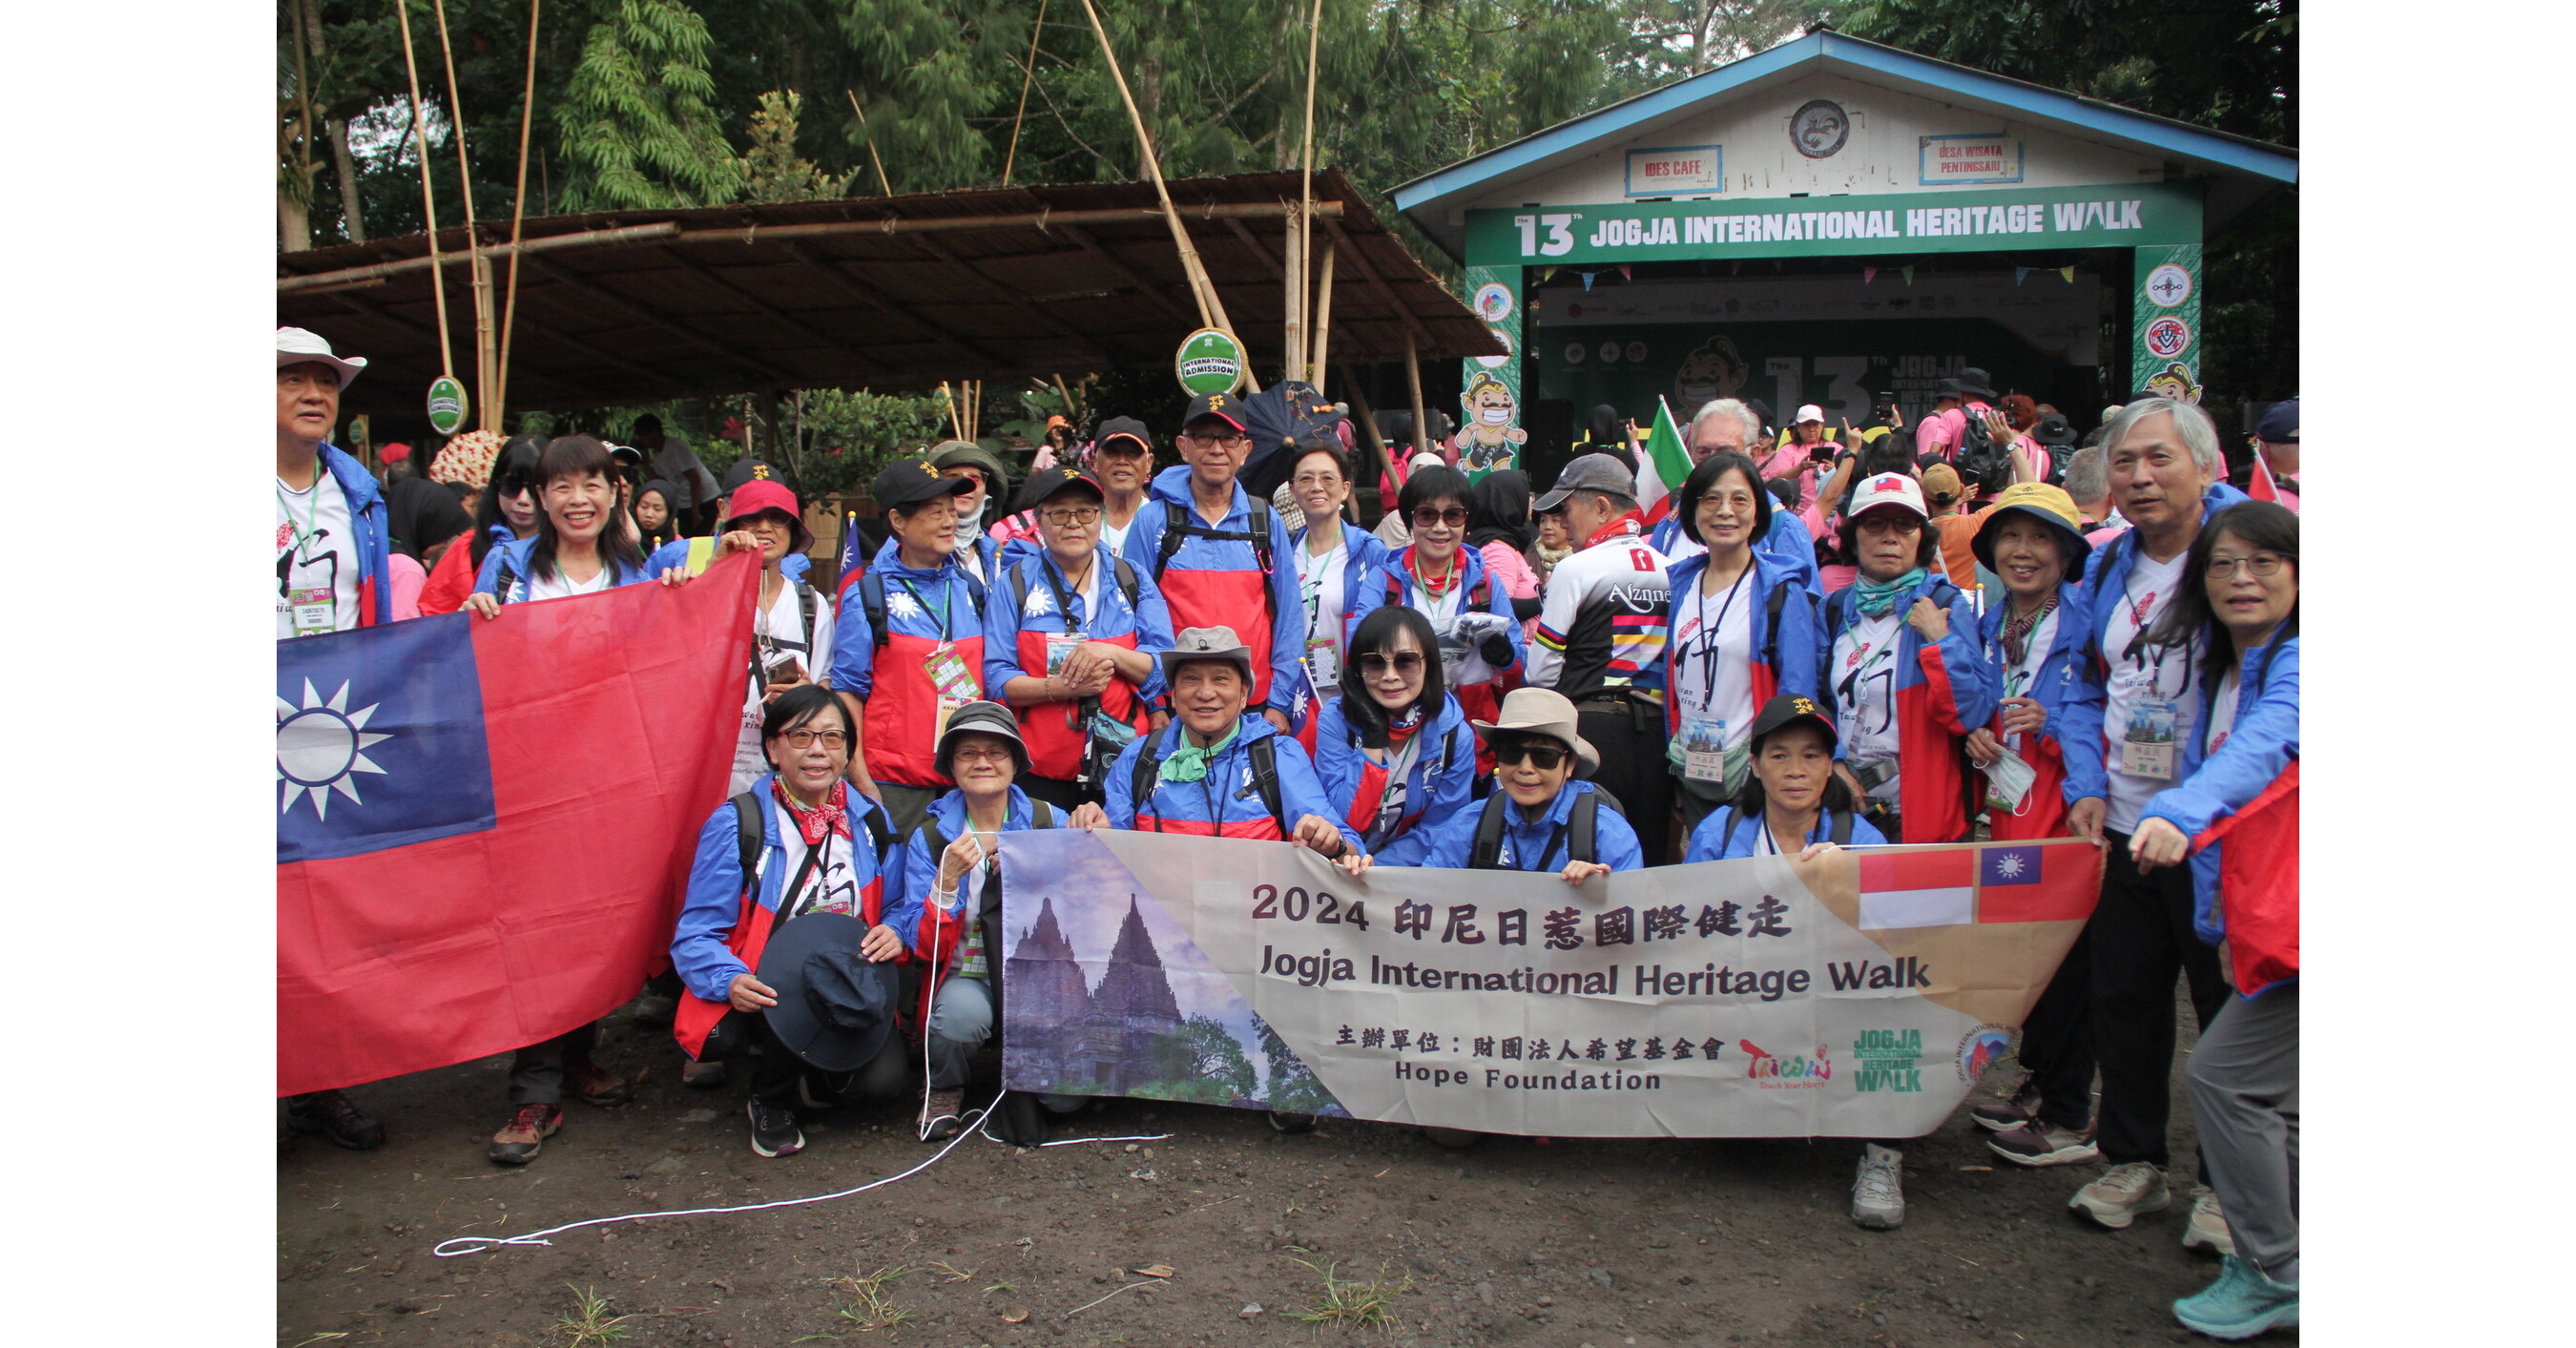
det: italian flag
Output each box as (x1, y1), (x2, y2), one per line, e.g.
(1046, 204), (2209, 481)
(1634, 397), (1693, 524)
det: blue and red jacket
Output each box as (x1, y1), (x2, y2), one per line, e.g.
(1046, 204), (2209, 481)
(1659, 548), (1821, 743)
(1416, 779), (1647, 872)
(472, 534), (656, 601)
(1309, 694), (1474, 866)
(827, 538), (987, 789)
(1683, 806), (1888, 861)
(1818, 572), (1995, 842)
(880, 784), (1055, 1017)
(1284, 525), (1390, 752)
(2059, 481), (2255, 804)
(1345, 543), (1527, 722)
(1650, 508), (1822, 598)
(1124, 466), (1305, 716)
(1103, 713), (1360, 852)
(2141, 636), (2298, 999)
(311, 444), (395, 629)
(669, 778), (892, 1059)
(978, 549), (1175, 781)
(1977, 582), (2104, 840)
(646, 534), (809, 583)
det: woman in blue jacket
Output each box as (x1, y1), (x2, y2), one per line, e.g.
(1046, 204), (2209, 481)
(1285, 443), (1389, 741)
(1311, 606), (1476, 865)
(2132, 502), (2300, 1341)
(1418, 688), (1645, 877)
(466, 435), (662, 611)
(1345, 466), (1526, 764)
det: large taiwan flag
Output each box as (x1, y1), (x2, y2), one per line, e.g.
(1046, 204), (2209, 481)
(275, 554), (758, 1096)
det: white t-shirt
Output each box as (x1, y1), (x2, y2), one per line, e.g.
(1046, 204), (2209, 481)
(770, 796), (865, 921)
(1830, 611), (1905, 803)
(2101, 549), (2203, 834)
(522, 565), (615, 602)
(1296, 534), (1350, 689)
(733, 579), (839, 795)
(1999, 604), (2062, 752)
(1670, 565), (1757, 752)
(276, 472), (361, 639)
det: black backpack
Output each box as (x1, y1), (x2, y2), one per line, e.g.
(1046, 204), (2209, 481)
(1465, 785), (1627, 871)
(1129, 725), (1287, 836)
(729, 788), (900, 881)
(1953, 412), (2012, 498)
(856, 567), (989, 649)
(1008, 554), (1143, 628)
(1150, 499), (1277, 622)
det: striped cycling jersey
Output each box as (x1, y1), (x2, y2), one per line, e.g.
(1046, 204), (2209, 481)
(1527, 527), (1671, 701)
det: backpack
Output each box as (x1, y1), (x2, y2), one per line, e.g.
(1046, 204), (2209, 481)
(858, 566), (989, 649)
(918, 798), (1058, 867)
(1151, 499), (1278, 620)
(1466, 785), (1627, 871)
(731, 789), (899, 881)
(1953, 410), (2012, 498)
(1008, 554), (1142, 627)
(1381, 565), (1491, 616)
(1130, 725), (1287, 836)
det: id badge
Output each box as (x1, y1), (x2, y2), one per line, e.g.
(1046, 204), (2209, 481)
(1679, 713), (1730, 785)
(2121, 697), (2178, 780)
(1305, 633), (1339, 687)
(288, 586), (335, 637)
(1044, 635), (1082, 677)
(924, 641), (979, 700)
(931, 695), (972, 756)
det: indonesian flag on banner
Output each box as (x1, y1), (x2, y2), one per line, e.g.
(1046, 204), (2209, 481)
(1856, 841), (2099, 929)
(1634, 397), (1693, 523)
(274, 553), (757, 1096)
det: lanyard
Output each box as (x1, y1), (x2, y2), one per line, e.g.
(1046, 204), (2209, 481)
(1299, 542), (1339, 641)
(2001, 598), (2056, 698)
(896, 574), (955, 641)
(1040, 553), (1097, 636)
(276, 477), (324, 550)
(1686, 565), (1752, 712)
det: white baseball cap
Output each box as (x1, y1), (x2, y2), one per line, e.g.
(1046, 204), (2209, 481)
(1794, 404), (1826, 425)
(1849, 471), (1928, 520)
(277, 327), (368, 387)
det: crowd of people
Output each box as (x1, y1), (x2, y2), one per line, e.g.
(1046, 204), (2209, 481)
(280, 327), (2299, 1340)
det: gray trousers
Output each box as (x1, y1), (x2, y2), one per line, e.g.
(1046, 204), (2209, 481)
(871, 781), (942, 839)
(509, 1022), (599, 1106)
(2186, 983), (2299, 1285)
(924, 975), (1081, 1113)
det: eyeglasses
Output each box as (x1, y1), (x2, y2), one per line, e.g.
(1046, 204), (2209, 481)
(1292, 472), (1346, 489)
(777, 728), (847, 750)
(1358, 652), (1424, 677)
(2205, 552), (2288, 579)
(1041, 506), (1103, 526)
(1185, 432), (1249, 449)
(1494, 741), (1571, 771)
(948, 744), (1015, 764)
(1411, 507), (1469, 529)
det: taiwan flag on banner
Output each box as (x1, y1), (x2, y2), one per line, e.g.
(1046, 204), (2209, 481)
(275, 553), (758, 1096)
(1855, 840), (2100, 930)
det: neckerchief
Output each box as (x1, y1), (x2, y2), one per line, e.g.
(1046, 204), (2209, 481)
(1158, 723), (1240, 784)
(2002, 592), (2059, 669)
(773, 778), (851, 845)
(1854, 567), (1926, 618)
(1582, 510), (1647, 551)
(1407, 548), (1460, 599)
(1381, 705), (1425, 751)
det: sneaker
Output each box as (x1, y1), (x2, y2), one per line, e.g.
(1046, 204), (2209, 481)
(1851, 1143), (1905, 1230)
(563, 1061), (634, 1108)
(488, 1103), (563, 1165)
(919, 1088), (967, 1142)
(2172, 1254), (2296, 1339)
(1988, 1120), (2101, 1167)
(2182, 1188), (2236, 1256)
(1969, 1082), (2041, 1132)
(1268, 1110), (1318, 1134)
(681, 1059), (729, 1089)
(747, 1097), (804, 1158)
(2069, 1161), (2171, 1229)
(281, 1089), (385, 1151)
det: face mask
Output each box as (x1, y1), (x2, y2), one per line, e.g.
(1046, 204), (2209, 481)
(1480, 408), (1511, 425)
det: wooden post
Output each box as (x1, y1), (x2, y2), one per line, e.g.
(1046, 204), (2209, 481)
(430, 0), (497, 431)
(1403, 331), (1429, 455)
(1280, 198), (1304, 384)
(1308, 239), (1337, 379)
(844, 91), (895, 197)
(1075, 0), (1238, 344)
(496, 0), (543, 423)
(1001, 0), (1048, 187)
(390, 0), (458, 388)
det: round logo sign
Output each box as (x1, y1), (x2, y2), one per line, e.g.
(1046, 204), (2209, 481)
(1790, 99), (1850, 159)
(1563, 342), (1588, 364)
(1174, 327), (1245, 396)
(2144, 263), (2194, 308)
(2145, 316), (2192, 360)
(1624, 341), (1650, 364)
(1473, 282), (1515, 322)
(426, 376), (469, 435)
(1597, 341), (1623, 364)
(1474, 325), (1513, 369)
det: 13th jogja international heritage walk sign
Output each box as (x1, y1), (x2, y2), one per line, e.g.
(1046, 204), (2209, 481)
(1389, 31), (2296, 479)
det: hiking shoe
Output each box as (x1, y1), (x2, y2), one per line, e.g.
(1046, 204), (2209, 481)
(919, 1088), (967, 1142)
(2173, 1254), (2297, 1339)
(1969, 1082), (2041, 1132)
(2069, 1161), (2171, 1229)
(681, 1059), (729, 1089)
(1988, 1119), (2100, 1167)
(748, 1098), (804, 1158)
(282, 1089), (385, 1151)
(488, 1103), (563, 1165)
(1851, 1143), (1905, 1230)
(564, 1062), (634, 1107)
(1268, 1110), (1319, 1134)
(2182, 1187), (2236, 1256)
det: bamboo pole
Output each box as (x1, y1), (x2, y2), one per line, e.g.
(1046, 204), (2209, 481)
(1308, 239), (1336, 379)
(430, 0), (497, 431)
(1074, 0), (1238, 347)
(1293, 0), (1325, 384)
(844, 91), (895, 197)
(1403, 331), (1428, 456)
(1280, 196), (1304, 384)
(1051, 373), (1076, 426)
(497, 0), (543, 424)
(1340, 372), (1391, 524)
(1001, 0), (1049, 187)
(390, 0), (458, 388)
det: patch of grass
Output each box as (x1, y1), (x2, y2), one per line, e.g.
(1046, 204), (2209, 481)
(925, 1259), (974, 1283)
(554, 1285), (631, 1347)
(1287, 1256), (1413, 1332)
(823, 1264), (914, 1333)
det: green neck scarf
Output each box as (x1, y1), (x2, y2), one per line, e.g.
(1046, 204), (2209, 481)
(1158, 722), (1241, 785)
(1854, 567), (1926, 617)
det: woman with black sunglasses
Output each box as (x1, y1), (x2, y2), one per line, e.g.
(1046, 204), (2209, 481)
(1346, 466), (1527, 774)
(1310, 606), (1477, 865)
(1418, 687), (1643, 879)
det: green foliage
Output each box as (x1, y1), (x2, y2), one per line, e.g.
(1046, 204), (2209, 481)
(558, 0), (743, 210)
(737, 90), (853, 201)
(1253, 1011), (1339, 1114)
(1146, 1015), (1257, 1102)
(789, 388), (955, 495)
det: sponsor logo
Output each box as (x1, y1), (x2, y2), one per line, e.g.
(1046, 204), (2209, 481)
(1956, 1026), (2014, 1083)
(1741, 1039), (1832, 1089)
(1850, 1027), (1923, 1094)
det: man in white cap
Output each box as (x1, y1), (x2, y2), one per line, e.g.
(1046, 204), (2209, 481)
(1528, 453), (1675, 861)
(277, 327), (393, 638)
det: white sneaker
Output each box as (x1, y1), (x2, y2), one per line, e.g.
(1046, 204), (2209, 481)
(2181, 1187), (2235, 1255)
(2068, 1161), (2171, 1230)
(1852, 1143), (1905, 1230)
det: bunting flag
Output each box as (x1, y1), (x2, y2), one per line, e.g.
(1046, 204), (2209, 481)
(1901, 266), (1916, 286)
(2014, 266), (2031, 285)
(1618, 265), (1632, 281)
(1580, 272), (1596, 291)
(1863, 267), (1879, 285)
(2060, 266), (2076, 283)
(1540, 266), (1557, 282)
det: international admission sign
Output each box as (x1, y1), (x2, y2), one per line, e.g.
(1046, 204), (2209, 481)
(1463, 180), (2202, 268)
(998, 830), (2099, 1138)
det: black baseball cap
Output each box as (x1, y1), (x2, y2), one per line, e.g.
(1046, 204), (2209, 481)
(1012, 466), (1106, 512)
(1093, 416), (1153, 453)
(724, 458), (781, 493)
(1747, 693), (1837, 752)
(871, 458), (977, 509)
(1180, 392), (1247, 433)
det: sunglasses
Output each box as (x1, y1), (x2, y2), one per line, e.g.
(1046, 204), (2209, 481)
(1494, 741), (1571, 771)
(1358, 651), (1424, 676)
(1411, 507), (1469, 529)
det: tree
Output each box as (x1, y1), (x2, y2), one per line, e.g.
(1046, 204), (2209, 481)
(1252, 1012), (1340, 1115)
(1147, 1015), (1258, 1104)
(556, 0), (742, 210)
(736, 90), (853, 201)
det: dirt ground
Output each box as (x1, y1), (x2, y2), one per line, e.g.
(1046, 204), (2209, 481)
(279, 987), (2231, 1348)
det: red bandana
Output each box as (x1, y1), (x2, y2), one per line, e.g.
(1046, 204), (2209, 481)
(1405, 547), (1460, 598)
(1582, 510), (1647, 551)
(773, 778), (852, 845)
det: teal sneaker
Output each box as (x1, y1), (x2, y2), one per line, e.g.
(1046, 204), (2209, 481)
(2173, 1254), (2298, 1340)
